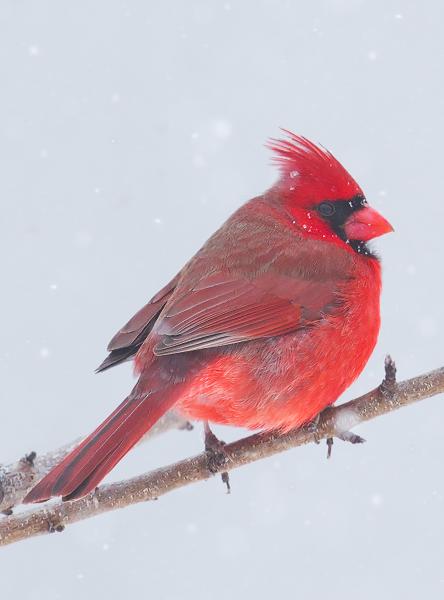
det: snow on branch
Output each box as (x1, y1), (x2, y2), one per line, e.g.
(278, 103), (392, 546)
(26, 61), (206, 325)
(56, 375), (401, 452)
(1, 357), (443, 547)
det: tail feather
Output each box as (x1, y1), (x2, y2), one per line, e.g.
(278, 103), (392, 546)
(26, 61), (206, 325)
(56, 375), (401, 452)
(52, 395), (148, 497)
(23, 386), (179, 503)
(62, 439), (128, 501)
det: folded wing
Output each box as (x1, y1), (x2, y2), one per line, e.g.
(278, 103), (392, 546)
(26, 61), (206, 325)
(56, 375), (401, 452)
(96, 273), (179, 372)
(153, 270), (339, 356)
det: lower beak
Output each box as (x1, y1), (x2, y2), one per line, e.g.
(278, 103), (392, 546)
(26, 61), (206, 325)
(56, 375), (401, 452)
(344, 206), (394, 242)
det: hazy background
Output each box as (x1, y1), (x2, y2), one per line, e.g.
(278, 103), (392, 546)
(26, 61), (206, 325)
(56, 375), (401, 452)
(1, 1), (443, 598)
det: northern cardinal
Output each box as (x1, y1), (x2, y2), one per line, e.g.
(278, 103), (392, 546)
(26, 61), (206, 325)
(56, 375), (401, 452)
(24, 131), (393, 503)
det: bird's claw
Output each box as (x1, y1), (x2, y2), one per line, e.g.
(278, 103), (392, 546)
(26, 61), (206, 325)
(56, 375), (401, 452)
(327, 430), (366, 458)
(304, 413), (321, 443)
(221, 471), (231, 493)
(326, 437), (334, 458)
(336, 430), (366, 445)
(204, 423), (231, 493)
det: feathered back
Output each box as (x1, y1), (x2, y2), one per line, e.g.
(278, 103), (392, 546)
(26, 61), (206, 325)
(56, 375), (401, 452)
(268, 130), (363, 202)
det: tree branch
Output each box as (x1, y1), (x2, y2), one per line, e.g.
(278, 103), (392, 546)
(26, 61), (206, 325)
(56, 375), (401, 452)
(0, 411), (192, 515)
(1, 357), (443, 548)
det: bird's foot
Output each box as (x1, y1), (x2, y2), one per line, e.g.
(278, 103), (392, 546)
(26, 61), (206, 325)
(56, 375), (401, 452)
(327, 356), (393, 459)
(304, 413), (321, 444)
(304, 410), (365, 458)
(326, 430), (366, 459)
(204, 422), (231, 493)
(336, 430), (366, 445)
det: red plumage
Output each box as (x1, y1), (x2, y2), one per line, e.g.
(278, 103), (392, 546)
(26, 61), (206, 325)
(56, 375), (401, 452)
(24, 132), (393, 503)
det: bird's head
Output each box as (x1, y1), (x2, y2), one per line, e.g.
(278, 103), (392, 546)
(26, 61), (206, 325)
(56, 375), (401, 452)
(268, 131), (393, 256)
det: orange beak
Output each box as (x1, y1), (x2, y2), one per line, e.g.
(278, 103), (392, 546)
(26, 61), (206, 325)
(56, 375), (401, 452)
(344, 206), (394, 241)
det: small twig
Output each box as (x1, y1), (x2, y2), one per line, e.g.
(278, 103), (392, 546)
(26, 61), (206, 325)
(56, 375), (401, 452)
(380, 355), (397, 397)
(1, 358), (443, 548)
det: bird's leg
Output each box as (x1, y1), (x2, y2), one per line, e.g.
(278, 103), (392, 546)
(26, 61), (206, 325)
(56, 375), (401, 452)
(204, 422), (231, 493)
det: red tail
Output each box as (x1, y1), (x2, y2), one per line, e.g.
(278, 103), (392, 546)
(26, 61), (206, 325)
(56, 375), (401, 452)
(23, 385), (178, 503)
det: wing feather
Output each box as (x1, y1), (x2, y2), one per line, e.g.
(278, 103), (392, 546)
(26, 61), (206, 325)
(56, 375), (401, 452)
(152, 274), (334, 356)
(96, 273), (179, 372)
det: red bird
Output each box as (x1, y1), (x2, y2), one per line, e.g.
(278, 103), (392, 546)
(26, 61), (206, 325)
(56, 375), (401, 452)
(25, 132), (393, 503)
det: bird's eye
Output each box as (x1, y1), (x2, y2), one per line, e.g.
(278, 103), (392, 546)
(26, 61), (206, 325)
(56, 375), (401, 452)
(318, 202), (336, 217)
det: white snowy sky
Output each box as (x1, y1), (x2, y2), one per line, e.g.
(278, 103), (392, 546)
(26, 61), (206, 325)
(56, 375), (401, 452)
(1, 1), (443, 599)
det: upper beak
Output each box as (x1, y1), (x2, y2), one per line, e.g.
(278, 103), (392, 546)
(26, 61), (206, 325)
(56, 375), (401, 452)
(344, 206), (394, 242)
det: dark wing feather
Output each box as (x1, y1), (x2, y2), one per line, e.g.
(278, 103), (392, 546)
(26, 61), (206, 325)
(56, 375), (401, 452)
(96, 273), (179, 372)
